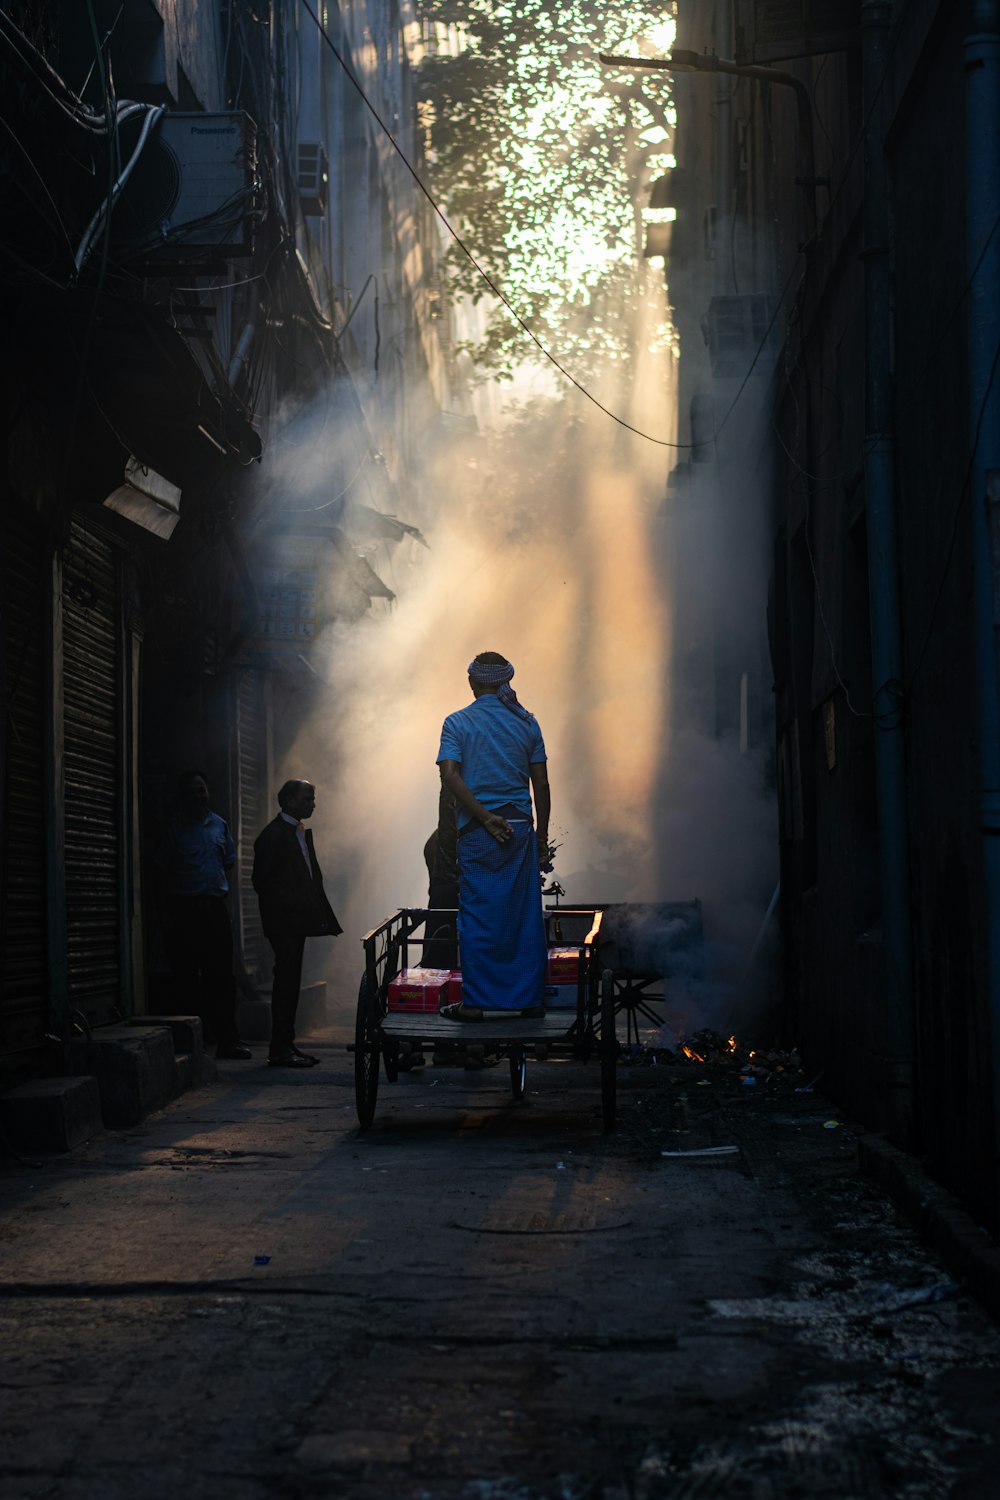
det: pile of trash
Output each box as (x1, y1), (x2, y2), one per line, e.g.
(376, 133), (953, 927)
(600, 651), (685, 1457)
(623, 1028), (805, 1084)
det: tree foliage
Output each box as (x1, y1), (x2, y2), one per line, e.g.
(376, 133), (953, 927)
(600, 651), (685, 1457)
(415, 0), (675, 380)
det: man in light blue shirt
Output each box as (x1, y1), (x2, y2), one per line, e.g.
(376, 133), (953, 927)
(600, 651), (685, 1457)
(436, 652), (550, 1016)
(157, 771), (250, 1060)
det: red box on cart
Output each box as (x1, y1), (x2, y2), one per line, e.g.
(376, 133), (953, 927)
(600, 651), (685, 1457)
(547, 946), (582, 982)
(386, 968), (451, 1013)
(446, 971), (463, 1004)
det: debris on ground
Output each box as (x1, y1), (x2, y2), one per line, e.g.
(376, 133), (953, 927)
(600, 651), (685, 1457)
(661, 1145), (740, 1158)
(620, 1026), (804, 1085)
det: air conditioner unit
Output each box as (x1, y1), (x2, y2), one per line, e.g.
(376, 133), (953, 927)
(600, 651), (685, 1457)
(113, 112), (258, 269)
(706, 294), (782, 380)
(297, 142), (329, 217)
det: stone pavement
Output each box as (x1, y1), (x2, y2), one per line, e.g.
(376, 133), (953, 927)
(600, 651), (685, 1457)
(1, 1024), (999, 1500)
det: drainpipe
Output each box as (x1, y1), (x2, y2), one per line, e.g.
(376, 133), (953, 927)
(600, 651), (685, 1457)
(715, 0), (734, 292)
(966, 0), (1000, 1219)
(227, 320), (257, 389)
(862, 0), (914, 1145)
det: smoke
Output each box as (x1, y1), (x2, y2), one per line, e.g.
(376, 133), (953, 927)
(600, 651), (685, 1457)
(267, 294), (778, 1031)
(279, 399), (672, 977)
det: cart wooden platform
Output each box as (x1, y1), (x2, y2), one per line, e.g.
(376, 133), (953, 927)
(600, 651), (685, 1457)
(351, 906), (618, 1130)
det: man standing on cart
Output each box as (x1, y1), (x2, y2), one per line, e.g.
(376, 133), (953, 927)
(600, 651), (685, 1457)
(436, 652), (550, 1018)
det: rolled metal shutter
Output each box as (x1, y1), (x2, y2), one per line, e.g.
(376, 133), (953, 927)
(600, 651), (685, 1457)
(236, 668), (267, 981)
(1, 511), (48, 1052)
(63, 520), (121, 1025)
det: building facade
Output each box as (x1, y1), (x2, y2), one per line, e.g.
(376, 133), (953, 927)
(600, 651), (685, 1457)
(652, 0), (1000, 1228)
(0, 1), (454, 1069)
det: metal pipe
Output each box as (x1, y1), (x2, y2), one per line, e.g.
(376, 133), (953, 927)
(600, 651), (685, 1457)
(715, 0), (734, 290)
(227, 320), (257, 387)
(73, 103), (165, 272)
(965, 0), (1000, 1218)
(861, 0), (914, 1145)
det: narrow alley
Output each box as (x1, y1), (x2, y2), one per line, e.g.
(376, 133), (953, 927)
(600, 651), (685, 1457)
(6, 2), (1000, 1495)
(2, 1025), (999, 1500)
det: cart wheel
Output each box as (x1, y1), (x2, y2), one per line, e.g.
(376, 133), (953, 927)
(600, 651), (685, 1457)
(510, 1050), (527, 1100)
(355, 973), (380, 1127)
(383, 1037), (400, 1083)
(600, 969), (617, 1132)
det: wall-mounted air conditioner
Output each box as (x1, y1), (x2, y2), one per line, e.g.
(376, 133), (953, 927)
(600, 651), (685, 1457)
(297, 142), (329, 217)
(113, 112), (258, 269)
(705, 294), (782, 380)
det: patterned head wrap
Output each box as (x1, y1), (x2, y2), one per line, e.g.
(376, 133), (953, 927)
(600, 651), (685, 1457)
(468, 655), (533, 721)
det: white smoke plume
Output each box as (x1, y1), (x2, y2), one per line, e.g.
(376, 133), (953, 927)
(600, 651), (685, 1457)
(270, 299), (779, 1034)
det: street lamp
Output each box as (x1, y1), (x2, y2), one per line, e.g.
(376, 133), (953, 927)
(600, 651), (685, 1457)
(598, 49), (822, 246)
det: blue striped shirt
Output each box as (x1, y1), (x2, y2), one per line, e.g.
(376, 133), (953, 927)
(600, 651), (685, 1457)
(437, 694), (546, 830)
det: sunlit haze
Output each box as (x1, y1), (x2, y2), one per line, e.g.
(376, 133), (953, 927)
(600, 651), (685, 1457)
(269, 3), (775, 1021)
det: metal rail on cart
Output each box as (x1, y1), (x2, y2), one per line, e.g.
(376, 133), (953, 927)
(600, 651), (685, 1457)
(351, 906), (618, 1132)
(548, 901), (704, 1046)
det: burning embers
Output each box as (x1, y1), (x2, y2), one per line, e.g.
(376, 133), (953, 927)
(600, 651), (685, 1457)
(662, 1029), (802, 1083)
(681, 1033), (736, 1063)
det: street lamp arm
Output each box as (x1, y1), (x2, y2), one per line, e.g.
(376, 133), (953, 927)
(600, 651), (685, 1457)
(598, 50), (819, 243)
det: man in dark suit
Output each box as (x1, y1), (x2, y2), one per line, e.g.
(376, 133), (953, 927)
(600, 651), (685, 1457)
(252, 779), (342, 1068)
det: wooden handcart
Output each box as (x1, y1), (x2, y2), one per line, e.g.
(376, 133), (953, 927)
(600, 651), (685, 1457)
(351, 906), (618, 1131)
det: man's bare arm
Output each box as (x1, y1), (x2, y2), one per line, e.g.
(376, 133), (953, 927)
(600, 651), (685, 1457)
(529, 762), (550, 866)
(439, 760), (513, 843)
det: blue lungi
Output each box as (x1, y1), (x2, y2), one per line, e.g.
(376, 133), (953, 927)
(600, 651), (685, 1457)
(457, 819), (547, 1011)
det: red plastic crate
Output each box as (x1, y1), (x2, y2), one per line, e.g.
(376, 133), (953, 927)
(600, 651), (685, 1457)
(387, 968), (452, 1013)
(547, 946), (582, 982)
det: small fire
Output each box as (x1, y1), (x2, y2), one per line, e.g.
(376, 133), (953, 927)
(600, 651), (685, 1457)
(681, 1045), (705, 1063)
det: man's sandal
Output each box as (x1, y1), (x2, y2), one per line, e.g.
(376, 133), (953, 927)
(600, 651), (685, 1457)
(438, 1002), (545, 1022)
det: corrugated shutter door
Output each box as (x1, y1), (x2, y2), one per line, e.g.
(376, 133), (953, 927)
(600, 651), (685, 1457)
(237, 669), (267, 980)
(1, 512), (48, 1051)
(63, 521), (121, 1025)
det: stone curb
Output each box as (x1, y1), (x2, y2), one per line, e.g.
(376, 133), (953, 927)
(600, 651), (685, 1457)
(859, 1134), (1000, 1324)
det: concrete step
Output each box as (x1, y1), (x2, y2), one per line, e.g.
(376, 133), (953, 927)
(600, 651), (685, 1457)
(126, 1013), (205, 1065)
(0, 1075), (103, 1153)
(174, 1051), (195, 1094)
(3, 1016), (219, 1156)
(124, 1013), (217, 1087)
(69, 1025), (176, 1128)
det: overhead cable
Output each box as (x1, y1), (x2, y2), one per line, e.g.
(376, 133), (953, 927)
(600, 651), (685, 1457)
(74, 103), (165, 272)
(0, 12), (130, 135)
(298, 0), (775, 451)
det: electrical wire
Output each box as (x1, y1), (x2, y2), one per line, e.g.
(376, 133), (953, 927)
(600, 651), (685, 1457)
(904, 330), (1000, 704)
(776, 292), (870, 719)
(282, 452), (371, 512)
(0, 112), (77, 258)
(0, 238), (68, 291)
(77, 0), (124, 99)
(57, 0), (122, 512)
(0, 12), (133, 136)
(774, 210), (1000, 491)
(797, 0), (916, 240)
(298, 0), (791, 451)
(768, 1), (994, 723)
(74, 102), (165, 272)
